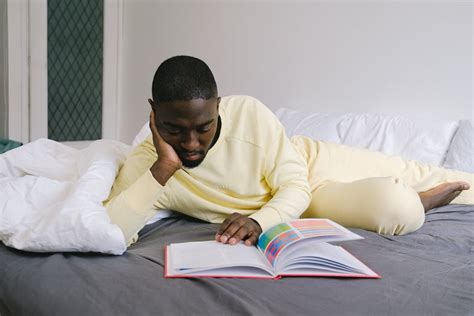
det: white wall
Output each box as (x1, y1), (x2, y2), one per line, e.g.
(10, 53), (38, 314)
(119, 0), (472, 143)
(0, 0), (7, 139)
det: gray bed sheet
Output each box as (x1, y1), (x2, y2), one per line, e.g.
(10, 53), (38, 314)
(0, 204), (473, 316)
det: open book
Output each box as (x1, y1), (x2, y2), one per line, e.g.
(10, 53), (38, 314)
(165, 219), (380, 279)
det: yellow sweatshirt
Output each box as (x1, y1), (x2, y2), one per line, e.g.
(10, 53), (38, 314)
(105, 95), (312, 245)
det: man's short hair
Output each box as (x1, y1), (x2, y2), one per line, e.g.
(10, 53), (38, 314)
(152, 56), (218, 103)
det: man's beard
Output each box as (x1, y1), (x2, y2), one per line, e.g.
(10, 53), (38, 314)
(179, 151), (206, 168)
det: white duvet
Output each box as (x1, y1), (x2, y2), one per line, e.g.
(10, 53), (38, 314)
(0, 139), (130, 255)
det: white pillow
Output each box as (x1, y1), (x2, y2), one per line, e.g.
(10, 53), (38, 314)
(338, 113), (458, 166)
(275, 108), (459, 166)
(275, 108), (346, 143)
(443, 120), (473, 173)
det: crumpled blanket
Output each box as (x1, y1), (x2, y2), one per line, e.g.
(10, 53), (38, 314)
(0, 139), (131, 255)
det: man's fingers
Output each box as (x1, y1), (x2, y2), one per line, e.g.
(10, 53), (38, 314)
(217, 214), (245, 243)
(227, 225), (249, 245)
(216, 214), (262, 246)
(244, 232), (259, 247)
(148, 109), (168, 150)
(149, 110), (160, 137)
(148, 99), (161, 136)
(215, 220), (235, 242)
(218, 222), (241, 244)
(216, 213), (241, 237)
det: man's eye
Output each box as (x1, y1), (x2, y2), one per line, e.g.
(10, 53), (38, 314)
(198, 125), (212, 133)
(166, 128), (181, 135)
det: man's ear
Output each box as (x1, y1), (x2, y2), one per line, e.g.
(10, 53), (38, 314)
(148, 98), (156, 111)
(216, 97), (221, 111)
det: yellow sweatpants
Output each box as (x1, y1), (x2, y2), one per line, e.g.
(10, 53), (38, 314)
(291, 136), (474, 235)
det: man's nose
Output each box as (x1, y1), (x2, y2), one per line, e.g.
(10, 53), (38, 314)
(180, 131), (200, 151)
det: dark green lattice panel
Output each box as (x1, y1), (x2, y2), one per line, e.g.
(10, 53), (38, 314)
(48, 0), (103, 141)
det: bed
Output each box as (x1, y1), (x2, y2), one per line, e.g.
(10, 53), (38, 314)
(0, 204), (473, 315)
(0, 109), (473, 315)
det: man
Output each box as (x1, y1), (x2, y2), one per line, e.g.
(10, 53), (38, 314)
(105, 55), (473, 247)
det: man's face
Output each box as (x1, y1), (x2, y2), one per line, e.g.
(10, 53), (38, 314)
(153, 97), (220, 168)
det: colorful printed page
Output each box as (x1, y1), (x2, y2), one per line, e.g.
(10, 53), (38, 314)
(257, 219), (362, 267)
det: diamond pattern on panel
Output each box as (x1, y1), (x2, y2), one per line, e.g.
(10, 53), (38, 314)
(48, 0), (103, 141)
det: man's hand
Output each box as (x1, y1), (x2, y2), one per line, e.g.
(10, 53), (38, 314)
(215, 213), (262, 246)
(148, 99), (182, 186)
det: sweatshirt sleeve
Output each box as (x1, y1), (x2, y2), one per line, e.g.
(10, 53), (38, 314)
(249, 109), (312, 232)
(104, 135), (165, 246)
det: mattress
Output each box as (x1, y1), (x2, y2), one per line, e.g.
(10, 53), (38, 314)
(0, 204), (473, 316)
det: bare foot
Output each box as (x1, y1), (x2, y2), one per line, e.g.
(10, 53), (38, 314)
(418, 181), (470, 212)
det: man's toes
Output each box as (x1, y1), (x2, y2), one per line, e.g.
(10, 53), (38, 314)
(451, 181), (470, 191)
(442, 182), (469, 194)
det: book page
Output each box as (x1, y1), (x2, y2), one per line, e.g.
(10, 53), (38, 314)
(167, 240), (274, 277)
(276, 241), (378, 277)
(257, 219), (362, 267)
